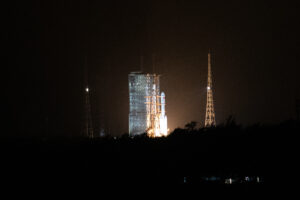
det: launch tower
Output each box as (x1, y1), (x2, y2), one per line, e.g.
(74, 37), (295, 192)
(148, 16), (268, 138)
(128, 72), (167, 137)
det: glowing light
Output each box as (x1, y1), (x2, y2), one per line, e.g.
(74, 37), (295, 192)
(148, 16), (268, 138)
(257, 177), (260, 183)
(207, 86), (211, 90)
(159, 115), (168, 136)
(147, 92), (169, 137)
(86, 87), (89, 92)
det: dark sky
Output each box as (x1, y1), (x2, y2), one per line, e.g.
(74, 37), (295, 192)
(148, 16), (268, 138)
(4, 0), (300, 137)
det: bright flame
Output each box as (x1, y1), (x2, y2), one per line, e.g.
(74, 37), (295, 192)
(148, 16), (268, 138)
(159, 115), (168, 136)
(147, 114), (168, 137)
(146, 91), (169, 138)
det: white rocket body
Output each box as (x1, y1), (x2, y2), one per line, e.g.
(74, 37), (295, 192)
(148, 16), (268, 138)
(160, 92), (168, 136)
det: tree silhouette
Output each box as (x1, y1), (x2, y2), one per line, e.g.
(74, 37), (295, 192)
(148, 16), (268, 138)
(225, 115), (237, 127)
(185, 121), (197, 131)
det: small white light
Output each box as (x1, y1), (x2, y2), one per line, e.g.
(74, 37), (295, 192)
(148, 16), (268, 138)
(86, 87), (89, 92)
(207, 86), (211, 90)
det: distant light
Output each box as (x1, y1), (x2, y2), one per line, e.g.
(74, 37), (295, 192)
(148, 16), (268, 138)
(86, 87), (89, 92)
(257, 177), (260, 183)
(225, 178), (233, 184)
(207, 86), (211, 90)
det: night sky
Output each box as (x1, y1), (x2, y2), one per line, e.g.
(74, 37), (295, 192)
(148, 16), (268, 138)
(4, 0), (300, 137)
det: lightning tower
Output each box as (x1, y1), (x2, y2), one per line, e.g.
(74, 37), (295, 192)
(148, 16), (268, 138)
(83, 58), (94, 138)
(205, 52), (216, 127)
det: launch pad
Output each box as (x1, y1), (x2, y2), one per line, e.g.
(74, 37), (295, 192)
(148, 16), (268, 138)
(128, 72), (168, 137)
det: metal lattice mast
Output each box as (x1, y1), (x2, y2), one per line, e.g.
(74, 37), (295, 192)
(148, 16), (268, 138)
(205, 52), (216, 127)
(83, 58), (94, 138)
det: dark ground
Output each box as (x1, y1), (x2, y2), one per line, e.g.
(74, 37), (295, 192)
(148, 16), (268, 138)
(1, 120), (298, 195)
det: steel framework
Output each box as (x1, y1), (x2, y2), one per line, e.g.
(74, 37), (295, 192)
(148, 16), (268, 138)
(205, 52), (216, 127)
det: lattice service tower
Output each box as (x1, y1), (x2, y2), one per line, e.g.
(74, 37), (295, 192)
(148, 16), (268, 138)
(205, 52), (216, 127)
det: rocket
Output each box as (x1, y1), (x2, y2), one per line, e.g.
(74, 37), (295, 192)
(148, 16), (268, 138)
(159, 92), (168, 136)
(161, 92), (166, 116)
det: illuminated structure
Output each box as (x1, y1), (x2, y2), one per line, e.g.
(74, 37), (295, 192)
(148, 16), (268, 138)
(205, 52), (216, 127)
(128, 72), (168, 137)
